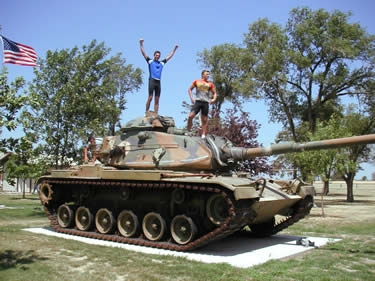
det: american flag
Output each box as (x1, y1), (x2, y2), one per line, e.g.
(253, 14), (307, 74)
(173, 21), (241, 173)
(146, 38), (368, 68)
(0, 35), (38, 66)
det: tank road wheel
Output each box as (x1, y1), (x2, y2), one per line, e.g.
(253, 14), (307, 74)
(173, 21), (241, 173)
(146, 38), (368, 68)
(206, 194), (229, 226)
(117, 210), (139, 238)
(95, 208), (115, 234)
(57, 204), (74, 228)
(75, 206), (94, 231)
(171, 189), (185, 204)
(142, 212), (166, 241)
(170, 215), (197, 245)
(120, 187), (131, 201)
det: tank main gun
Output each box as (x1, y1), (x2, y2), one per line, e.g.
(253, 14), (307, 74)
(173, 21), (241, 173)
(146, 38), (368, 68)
(220, 134), (375, 162)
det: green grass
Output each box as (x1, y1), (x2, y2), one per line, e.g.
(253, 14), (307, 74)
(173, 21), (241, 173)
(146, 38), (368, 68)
(0, 193), (374, 281)
(283, 217), (375, 236)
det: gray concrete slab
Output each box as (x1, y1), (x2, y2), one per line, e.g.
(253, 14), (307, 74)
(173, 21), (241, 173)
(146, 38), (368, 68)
(24, 227), (339, 268)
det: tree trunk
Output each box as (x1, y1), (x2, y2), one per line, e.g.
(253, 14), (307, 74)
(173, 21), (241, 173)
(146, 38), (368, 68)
(344, 172), (355, 202)
(322, 180), (330, 195)
(29, 178), (32, 193)
(320, 192), (325, 217)
(22, 179), (26, 199)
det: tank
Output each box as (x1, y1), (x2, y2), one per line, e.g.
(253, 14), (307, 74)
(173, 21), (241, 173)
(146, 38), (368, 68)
(37, 112), (375, 251)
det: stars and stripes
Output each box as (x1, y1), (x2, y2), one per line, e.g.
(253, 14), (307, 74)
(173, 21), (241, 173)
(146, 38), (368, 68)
(0, 35), (38, 66)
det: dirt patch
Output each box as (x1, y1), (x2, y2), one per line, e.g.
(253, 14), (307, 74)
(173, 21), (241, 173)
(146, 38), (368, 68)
(311, 184), (375, 223)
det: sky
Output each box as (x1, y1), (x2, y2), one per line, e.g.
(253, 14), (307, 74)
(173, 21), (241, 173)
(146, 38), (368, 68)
(1, 0), (374, 179)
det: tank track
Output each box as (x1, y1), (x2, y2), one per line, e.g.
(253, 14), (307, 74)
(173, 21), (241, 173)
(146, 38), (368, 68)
(270, 196), (314, 235)
(39, 179), (255, 251)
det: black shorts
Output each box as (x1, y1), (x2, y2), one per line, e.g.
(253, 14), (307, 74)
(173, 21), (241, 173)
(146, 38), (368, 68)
(148, 78), (161, 97)
(191, 100), (209, 116)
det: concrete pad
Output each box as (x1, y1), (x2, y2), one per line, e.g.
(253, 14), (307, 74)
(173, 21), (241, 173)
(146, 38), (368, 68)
(24, 227), (339, 268)
(0, 204), (24, 209)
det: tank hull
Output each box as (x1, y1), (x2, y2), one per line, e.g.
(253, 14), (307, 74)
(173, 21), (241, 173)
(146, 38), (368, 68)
(38, 165), (314, 251)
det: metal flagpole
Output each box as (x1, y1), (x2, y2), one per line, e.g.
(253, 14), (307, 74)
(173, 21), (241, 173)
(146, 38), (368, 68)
(0, 25), (3, 66)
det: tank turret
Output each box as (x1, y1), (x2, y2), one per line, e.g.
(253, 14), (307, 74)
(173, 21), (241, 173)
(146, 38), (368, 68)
(37, 113), (375, 251)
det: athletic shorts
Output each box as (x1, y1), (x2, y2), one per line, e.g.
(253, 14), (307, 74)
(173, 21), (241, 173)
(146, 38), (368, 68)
(148, 78), (161, 97)
(191, 100), (209, 116)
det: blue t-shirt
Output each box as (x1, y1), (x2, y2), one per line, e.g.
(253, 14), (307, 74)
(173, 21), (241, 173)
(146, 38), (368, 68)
(146, 57), (167, 80)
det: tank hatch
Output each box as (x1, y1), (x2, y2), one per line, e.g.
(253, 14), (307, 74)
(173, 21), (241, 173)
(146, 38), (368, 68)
(121, 112), (176, 133)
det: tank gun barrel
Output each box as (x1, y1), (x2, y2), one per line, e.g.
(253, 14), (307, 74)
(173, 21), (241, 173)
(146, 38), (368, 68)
(223, 134), (375, 161)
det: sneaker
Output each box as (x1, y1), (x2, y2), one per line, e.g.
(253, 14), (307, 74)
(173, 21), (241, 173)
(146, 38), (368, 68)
(201, 135), (206, 139)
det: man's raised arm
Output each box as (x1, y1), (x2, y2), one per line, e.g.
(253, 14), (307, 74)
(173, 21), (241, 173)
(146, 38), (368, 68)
(139, 39), (148, 59)
(165, 44), (178, 62)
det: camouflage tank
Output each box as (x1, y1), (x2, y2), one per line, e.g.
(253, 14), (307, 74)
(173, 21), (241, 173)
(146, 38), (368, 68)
(37, 112), (375, 251)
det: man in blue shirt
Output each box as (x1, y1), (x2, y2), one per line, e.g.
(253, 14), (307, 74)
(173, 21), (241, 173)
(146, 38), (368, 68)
(140, 39), (178, 115)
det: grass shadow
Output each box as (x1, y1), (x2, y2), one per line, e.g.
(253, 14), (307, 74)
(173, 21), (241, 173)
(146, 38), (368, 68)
(10, 197), (41, 201)
(0, 250), (48, 271)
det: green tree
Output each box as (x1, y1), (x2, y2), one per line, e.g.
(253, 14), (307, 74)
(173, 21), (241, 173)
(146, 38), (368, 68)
(22, 40), (142, 167)
(5, 134), (48, 198)
(244, 8), (375, 141)
(199, 8), (375, 142)
(197, 44), (250, 111)
(286, 114), (346, 194)
(334, 108), (374, 201)
(285, 107), (374, 201)
(0, 67), (27, 151)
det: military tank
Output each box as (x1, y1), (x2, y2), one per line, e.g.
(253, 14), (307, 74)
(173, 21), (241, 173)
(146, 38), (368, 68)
(37, 112), (375, 251)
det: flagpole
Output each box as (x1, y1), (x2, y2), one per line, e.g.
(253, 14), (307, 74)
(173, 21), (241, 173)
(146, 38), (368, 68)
(0, 25), (3, 67)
